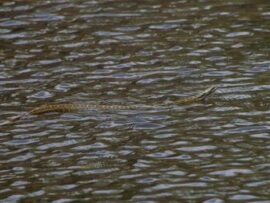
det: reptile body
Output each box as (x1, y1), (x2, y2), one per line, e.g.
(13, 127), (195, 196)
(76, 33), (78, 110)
(8, 86), (217, 121)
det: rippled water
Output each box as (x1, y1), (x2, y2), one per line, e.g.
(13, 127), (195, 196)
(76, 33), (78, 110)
(1, 0), (270, 202)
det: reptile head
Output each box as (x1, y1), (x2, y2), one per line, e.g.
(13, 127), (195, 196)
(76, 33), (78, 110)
(197, 86), (218, 100)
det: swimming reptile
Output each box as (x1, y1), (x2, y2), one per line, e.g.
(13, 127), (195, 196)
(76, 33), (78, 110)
(8, 86), (217, 121)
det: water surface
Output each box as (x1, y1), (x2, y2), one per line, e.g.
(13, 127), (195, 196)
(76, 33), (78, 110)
(1, 0), (270, 202)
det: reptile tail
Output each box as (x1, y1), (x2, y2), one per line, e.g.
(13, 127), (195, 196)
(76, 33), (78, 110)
(7, 112), (29, 121)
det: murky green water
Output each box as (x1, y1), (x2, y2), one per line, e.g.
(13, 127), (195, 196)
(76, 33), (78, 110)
(1, 0), (270, 202)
